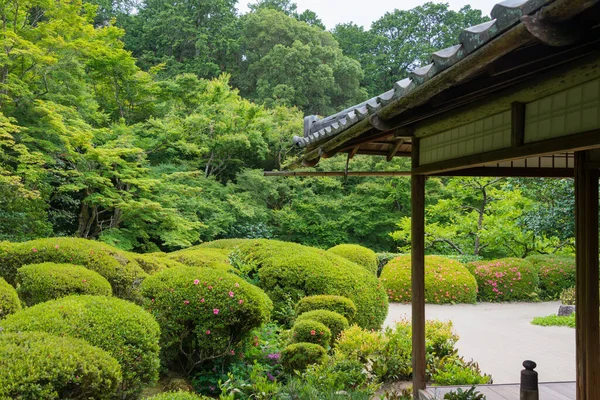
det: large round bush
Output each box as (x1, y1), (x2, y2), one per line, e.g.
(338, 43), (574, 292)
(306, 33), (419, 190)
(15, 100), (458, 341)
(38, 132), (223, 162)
(140, 266), (272, 373)
(379, 255), (477, 304)
(198, 239), (251, 250)
(0, 277), (20, 319)
(131, 253), (188, 274)
(0, 238), (146, 300)
(295, 295), (357, 323)
(281, 342), (327, 373)
(234, 240), (388, 330)
(296, 310), (349, 344)
(526, 254), (575, 300)
(1, 295), (160, 398)
(165, 249), (236, 273)
(467, 258), (539, 302)
(327, 244), (378, 275)
(0, 331), (122, 399)
(16, 263), (112, 306)
(291, 319), (332, 346)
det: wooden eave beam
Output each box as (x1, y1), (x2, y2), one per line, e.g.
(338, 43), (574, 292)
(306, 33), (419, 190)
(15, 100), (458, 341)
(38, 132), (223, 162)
(387, 139), (405, 161)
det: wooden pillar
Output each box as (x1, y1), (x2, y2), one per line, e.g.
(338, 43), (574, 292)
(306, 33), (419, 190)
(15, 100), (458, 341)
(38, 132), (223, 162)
(412, 138), (426, 398)
(574, 151), (600, 400)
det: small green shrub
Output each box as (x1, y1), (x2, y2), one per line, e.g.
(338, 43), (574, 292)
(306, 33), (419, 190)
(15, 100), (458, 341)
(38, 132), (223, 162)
(296, 310), (349, 344)
(0, 331), (122, 399)
(443, 386), (486, 400)
(145, 391), (211, 400)
(467, 258), (539, 302)
(281, 342), (327, 373)
(16, 262), (112, 306)
(432, 357), (491, 386)
(527, 254), (575, 300)
(531, 313), (576, 328)
(296, 295), (357, 323)
(380, 255), (477, 304)
(0, 237), (146, 300)
(327, 244), (378, 275)
(560, 287), (576, 305)
(291, 319), (332, 346)
(0, 277), (20, 319)
(165, 249), (236, 273)
(140, 266), (272, 373)
(1, 295), (160, 398)
(131, 253), (187, 274)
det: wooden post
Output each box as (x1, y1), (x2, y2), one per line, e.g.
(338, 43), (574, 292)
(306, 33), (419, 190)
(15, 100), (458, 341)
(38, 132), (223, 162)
(520, 360), (539, 400)
(574, 151), (600, 400)
(412, 138), (426, 398)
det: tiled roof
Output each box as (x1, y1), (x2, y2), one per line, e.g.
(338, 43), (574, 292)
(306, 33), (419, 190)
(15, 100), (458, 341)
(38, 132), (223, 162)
(292, 0), (552, 149)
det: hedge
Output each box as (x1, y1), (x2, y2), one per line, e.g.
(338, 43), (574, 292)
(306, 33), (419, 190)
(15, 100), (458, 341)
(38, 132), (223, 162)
(197, 239), (251, 250)
(145, 392), (211, 400)
(467, 258), (539, 302)
(0, 277), (20, 319)
(379, 255), (477, 304)
(0, 331), (122, 399)
(131, 253), (187, 274)
(327, 244), (378, 275)
(526, 254), (575, 300)
(140, 266), (272, 373)
(1, 295), (160, 398)
(296, 310), (349, 344)
(16, 263), (112, 306)
(0, 237), (146, 300)
(295, 295), (357, 323)
(281, 342), (328, 373)
(233, 239), (388, 330)
(165, 249), (236, 273)
(291, 319), (332, 346)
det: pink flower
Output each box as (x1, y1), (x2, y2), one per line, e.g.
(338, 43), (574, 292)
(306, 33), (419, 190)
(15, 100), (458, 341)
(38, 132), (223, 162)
(213, 309), (219, 315)
(206, 330), (211, 335)
(184, 300), (190, 305)
(310, 330), (316, 336)
(200, 298), (205, 303)
(239, 299), (244, 304)
(151, 298), (155, 302)
(32, 248), (37, 253)
(235, 283), (240, 287)
(230, 350), (235, 355)
(194, 279), (200, 285)
(208, 286), (213, 290)
(82, 279), (87, 283)
(54, 245), (59, 249)
(229, 291), (234, 298)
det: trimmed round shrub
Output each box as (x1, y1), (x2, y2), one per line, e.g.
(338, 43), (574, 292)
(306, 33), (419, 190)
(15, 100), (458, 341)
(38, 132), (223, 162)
(290, 319), (332, 346)
(145, 392), (211, 400)
(1, 295), (160, 398)
(131, 253), (187, 274)
(16, 262), (112, 306)
(296, 310), (349, 344)
(140, 266), (273, 373)
(165, 249), (236, 273)
(526, 254), (575, 300)
(234, 240), (388, 329)
(0, 237), (146, 300)
(0, 277), (20, 319)
(380, 255), (477, 304)
(467, 258), (539, 302)
(198, 239), (251, 250)
(0, 331), (122, 399)
(377, 252), (401, 277)
(281, 342), (328, 373)
(327, 244), (378, 275)
(295, 295), (357, 323)
(560, 287), (576, 305)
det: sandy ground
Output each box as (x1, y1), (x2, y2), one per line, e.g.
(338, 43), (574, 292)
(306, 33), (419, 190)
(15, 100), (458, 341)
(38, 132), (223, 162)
(383, 302), (575, 384)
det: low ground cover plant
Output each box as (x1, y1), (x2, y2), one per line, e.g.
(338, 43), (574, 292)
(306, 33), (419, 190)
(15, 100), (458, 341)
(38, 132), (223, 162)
(380, 255), (477, 304)
(327, 244), (378, 275)
(0, 277), (20, 319)
(467, 258), (539, 302)
(527, 254), (575, 300)
(531, 313), (575, 328)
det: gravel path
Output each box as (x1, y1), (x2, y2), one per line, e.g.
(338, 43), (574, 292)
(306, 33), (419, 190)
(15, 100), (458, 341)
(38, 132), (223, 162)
(384, 302), (575, 384)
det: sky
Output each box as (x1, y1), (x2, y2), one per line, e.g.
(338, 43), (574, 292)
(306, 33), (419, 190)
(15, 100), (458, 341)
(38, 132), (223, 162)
(239, 0), (500, 29)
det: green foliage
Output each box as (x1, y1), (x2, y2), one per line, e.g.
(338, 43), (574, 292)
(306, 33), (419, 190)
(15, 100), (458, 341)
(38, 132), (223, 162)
(376, 252), (401, 277)
(560, 287), (576, 305)
(1, 295), (160, 398)
(0, 331), (122, 400)
(145, 391), (211, 400)
(295, 295), (357, 323)
(140, 266), (273, 374)
(327, 244), (378, 275)
(443, 386), (486, 400)
(291, 319), (332, 346)
(467, 258), (539, 302)
(531, 314), (576, 328)
(0, 238), (146, 300)
(527, 254), (575, 300)
(380, 255), (477, 304)
(432, 357), (491, 386)
(16, 262), (112, 306)
(281, 343), (328, 373)
(0, 277), (21, 319)
(296, 310), (349, 345)
(234, 239), (388, 329)
(199, 239), (251, 250)
(165, 248), (236, 272)
(130, 253), (188, 274)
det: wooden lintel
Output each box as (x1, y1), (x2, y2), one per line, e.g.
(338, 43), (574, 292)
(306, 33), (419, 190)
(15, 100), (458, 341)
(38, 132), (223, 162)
(263, 171), (411, 177)
(387, 140), (405, 162)
(353, 150), (412, 157)
(413, 128), (600, 175)
(511, 102), (526, 147)
(435, 167), (573, 178)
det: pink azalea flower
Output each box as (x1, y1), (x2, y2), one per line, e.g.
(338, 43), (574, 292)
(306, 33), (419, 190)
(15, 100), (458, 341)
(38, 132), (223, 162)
(201, 298), (205, 303)
(206, 330), (211, 335)
(213, 309), (219, 315)
(235, 283), (240, 287)
(54, 245), (59, 249)
(194, 279), (200, 285)
(82, 279), (87, 283)
(229, 291), (234, 298)
(230, 350), (235, 355)
(32, 248), (37, 253)
(208, 285), (213, 290)
(310, 330), (316, 335)
(184, 300), (190, 305)
(239, 299), (244, 304)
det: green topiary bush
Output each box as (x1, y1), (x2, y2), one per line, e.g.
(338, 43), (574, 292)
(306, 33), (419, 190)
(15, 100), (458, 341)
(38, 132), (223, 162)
(165, 249), (236, 273)
(526, 254), (575, 300)
(291, 319), (332, 346)
(16, 263), (112, 306)
(0, 331), (122, 399)
(467, 258), (539, 302)
(0, 237), (146, 300)
(140, 266), (273, 374)
(233, 240), (388, 330)
(327, 244), (378, 275)
(281, 342), (328, 373)
(560, 287), (576, 305)
(145, 391), (211, 400)
(295, 295), (357, 323)
(379, 255), (477, 304)
(0, 277), (20, 319)
(130, 253), (187, 274)
(198, 239), (251, 250)
(296, 310), (349, 345)
(1, 295), (160, 398)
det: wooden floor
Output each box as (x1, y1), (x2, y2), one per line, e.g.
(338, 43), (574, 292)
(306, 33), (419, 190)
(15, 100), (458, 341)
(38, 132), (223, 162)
(421, 382), (576, 399)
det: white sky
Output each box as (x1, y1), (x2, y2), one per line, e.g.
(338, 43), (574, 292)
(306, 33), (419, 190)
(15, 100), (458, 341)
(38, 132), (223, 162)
(239, 0), (500, 29)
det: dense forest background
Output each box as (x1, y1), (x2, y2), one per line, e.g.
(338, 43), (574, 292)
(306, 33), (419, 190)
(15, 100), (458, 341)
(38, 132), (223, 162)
(0, 0), (575, 256)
